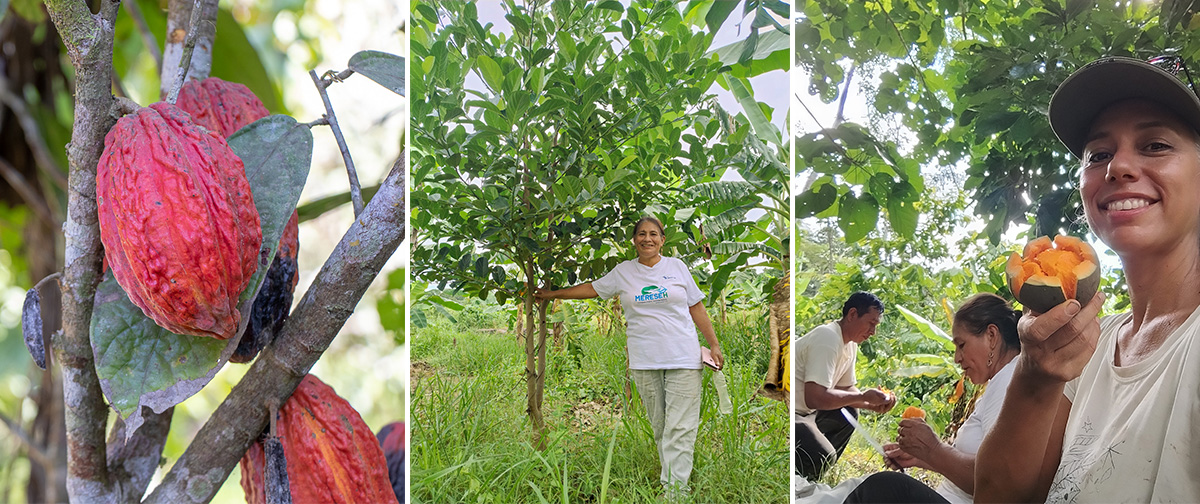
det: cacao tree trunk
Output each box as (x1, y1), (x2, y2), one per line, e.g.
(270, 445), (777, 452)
(521, 261), (546, 450)
(551, 299), (563, 349)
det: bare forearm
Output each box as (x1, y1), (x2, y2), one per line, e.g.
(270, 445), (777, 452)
(805, 383), (867, 410)
(688, 302), (719, 348)
(975, 362), (1067, 503)
(925, 443), (976, 494)
(542, 283), (598, 300)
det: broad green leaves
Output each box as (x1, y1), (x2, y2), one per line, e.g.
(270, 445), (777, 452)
(90, 115), (312, 438)
(797, 0), (1200, 244)
(348, 50), (406, 95)
(91, 272), (234, 437)
(411, 0), (761, 305)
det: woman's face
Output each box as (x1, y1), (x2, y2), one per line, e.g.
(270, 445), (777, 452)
(633, 221), (664, 258)
(1080, 99), (1200, 256)
(952, 323), (995, 385)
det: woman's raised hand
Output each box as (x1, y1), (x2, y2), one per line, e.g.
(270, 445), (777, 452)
(883, 443), (928, 470)
(1016, 292), (1105, 383)
(896, 418), (939, 462)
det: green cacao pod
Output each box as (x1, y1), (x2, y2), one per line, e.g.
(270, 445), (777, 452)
(231, 210), (300, 363)
(176, 77), (270, 137)
(97, 102), (261, 340)
(240, 374), (398, 504)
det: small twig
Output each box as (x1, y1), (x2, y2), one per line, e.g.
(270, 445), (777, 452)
(0, 74), (68, 189)
(34, 272), (63, 292)
(308, 69), (363, 217)
(166, 0), (205, 104)
(122, 0), (163, 73)
(319, 69), (356, 88)
(0, 413), (55, 470)
(0, 158), (56, 228)
(304, 117), (330, 128)
(111, 97), (142, 118)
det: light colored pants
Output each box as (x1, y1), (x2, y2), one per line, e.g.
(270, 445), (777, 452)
(631, 368), (702, 490)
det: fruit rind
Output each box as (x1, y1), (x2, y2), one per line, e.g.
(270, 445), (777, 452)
(1004, 235), (1100, 313)
(97, 102), (261, 339)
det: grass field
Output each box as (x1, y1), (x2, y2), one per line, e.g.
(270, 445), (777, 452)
(410, 308), (790, 503)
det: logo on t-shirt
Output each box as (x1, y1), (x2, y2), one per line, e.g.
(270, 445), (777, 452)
(635, 285), (668, 303)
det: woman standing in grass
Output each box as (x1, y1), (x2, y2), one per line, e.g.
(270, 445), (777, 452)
(535, 215), (724, 500)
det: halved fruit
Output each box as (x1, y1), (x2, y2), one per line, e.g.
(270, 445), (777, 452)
(901, 406), (926, 419)
(1005, 235), (1101, 313)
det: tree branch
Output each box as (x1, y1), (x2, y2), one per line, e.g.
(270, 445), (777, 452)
(143, 155), (406, 503)
(107, 408), (173, 502)
(43, 0), (122, 500)
(160, 0), (218, 100)
(309, 69), (364, 217)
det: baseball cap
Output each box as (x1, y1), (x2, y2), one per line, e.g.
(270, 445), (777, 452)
(1049, 56), (1200, 158)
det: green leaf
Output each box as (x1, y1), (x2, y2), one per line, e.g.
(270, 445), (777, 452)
(597, 0), (624, 12)
(348, 50), (406, 95)
(722, 75), (781, 145)
(91, 271), (234, 437)
(228, 115), (314, 313)
(704, 0), (739, 34)
(295, 184), (381, 222)
(477, 55), (504, 92)
(796, 182), (837, 218)
(895, 304), (954, 350)
(837, 192), (879, 243)
(886, 180), (920, 239)
(211, 7), (285, 113)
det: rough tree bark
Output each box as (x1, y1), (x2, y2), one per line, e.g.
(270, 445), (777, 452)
(160, 0), (218, 99)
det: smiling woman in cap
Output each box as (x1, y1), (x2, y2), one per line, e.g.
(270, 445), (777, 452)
(975, 56), (1200, 502)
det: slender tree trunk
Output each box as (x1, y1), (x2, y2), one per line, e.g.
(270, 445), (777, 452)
(522, 261), (545, 449)
(551, 299), (563, 349)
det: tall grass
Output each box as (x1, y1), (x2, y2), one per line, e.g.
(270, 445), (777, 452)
(411, 309), (789, 503)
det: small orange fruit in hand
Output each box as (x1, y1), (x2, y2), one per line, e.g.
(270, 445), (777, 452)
(901, 406), (926, 419)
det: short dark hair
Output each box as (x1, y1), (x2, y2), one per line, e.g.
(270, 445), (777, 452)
(841, 292), (884, 318)
(632, 215), (665, 237)
(953, 293), (1021, 350)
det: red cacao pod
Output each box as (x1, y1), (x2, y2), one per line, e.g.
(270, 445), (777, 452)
(240, 375), (397, 504)
(176, 77), (270, 138)
(97, 102), (261, 340)
(232, 210), (300, 363)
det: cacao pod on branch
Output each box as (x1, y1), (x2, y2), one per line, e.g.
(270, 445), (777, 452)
(97, 102), (261, 340)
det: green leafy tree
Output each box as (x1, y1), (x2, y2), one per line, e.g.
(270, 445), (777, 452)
(412, 0), (787, 447)
(797, 0), (1200, 245)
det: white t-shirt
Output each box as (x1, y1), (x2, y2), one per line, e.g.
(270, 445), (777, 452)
(794, 321), (857, 417)
(592, 256), (705, 370)
(935, 359), (1016, 504)
(1046, 309), (1200, 503)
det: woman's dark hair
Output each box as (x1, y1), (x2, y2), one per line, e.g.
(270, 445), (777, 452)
(632, 215), (665, 237)
(954, 293), (1021, 350)
(841, 292), (884, 318)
